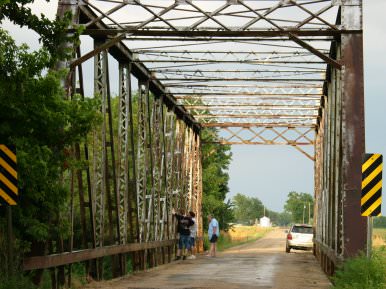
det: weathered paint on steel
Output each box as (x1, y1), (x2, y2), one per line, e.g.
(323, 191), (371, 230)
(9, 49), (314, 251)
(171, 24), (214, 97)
(341, 30), (367, 257)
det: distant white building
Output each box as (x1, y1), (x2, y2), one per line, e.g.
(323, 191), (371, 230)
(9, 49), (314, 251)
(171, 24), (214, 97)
(259, 216), (271, 227)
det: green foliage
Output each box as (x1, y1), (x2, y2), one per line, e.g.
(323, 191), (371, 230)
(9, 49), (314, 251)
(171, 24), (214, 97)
(268, 211), (292, 226)
(284, 191), (314, 224)
(374, 216), (386, 228)
(0, 0), (83, 66)
(232, 193), (264, 224)
(0, 27), (98, 277)
(0, 273), (37, 289)
(333, 248), (386, 289)
(201, 128), (233, 230)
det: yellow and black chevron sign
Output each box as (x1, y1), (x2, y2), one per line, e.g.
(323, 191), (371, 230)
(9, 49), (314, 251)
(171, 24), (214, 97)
(0, 145), (18, 205)
(361, 153), (382, 217)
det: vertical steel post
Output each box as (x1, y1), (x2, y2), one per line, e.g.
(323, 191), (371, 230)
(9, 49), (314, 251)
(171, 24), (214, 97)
(104, 51), (121, 277)
(117, 63), (132, 274)
(73, 46), (97, 278)
(340, 0), (367, 257)
(56, 0), (78, 92)
(92, 45), (108, 279)
(117, 63), (139, 270)
(137, 80), (154, 269)
(334, 44), (343, 259)
(164, 111), (176, 261)
(145, 84), (156, 268)
(196, 135), (204, 252)
(151, 97), (166, 265)
(117, 63), (130, 245)
(151, 98), (162, 244)
(173, 120), (184, 212)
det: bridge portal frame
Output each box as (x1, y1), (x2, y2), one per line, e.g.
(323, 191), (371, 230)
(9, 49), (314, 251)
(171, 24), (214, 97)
(21, 0), (366, 285)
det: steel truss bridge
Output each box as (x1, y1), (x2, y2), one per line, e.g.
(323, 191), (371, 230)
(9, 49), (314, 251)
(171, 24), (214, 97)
(23, 0), (366, 285)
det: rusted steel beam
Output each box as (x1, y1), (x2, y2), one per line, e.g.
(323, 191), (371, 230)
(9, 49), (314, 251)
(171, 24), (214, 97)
(292, 145), (315, 161)
(194, 114), (317, 119)
(184, 105), (319, 110)
(23, 240), (177, 271)
(209, 140), (312, 145)
(202, 123), (316, 128)
(81, 28), (362, 37)
(125, 36), (334, 42)
(295, 3), (335, 29)
(158, 77), (324, 81)
(176, 95), (321, 100)
(289, 33), (342, 70)
(70, 34), (126, 69)
(137, 50), (326, 55)
(174, 93), (322, 96)
(340, 6), (366, 257)
(156, 70), (325, 74)
(141, 61), (325, 64)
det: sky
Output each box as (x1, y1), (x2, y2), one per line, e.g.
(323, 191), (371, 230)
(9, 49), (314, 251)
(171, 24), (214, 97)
(1, 1), (385, 213)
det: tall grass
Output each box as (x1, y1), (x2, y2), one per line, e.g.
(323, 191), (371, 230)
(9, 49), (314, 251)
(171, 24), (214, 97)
(373, 228), (386, 247)
(332, 247), (386, 289)
(203, 225), (271, 251)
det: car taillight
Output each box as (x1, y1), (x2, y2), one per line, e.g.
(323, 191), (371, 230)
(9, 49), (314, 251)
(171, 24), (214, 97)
(287, 233), (292, 240)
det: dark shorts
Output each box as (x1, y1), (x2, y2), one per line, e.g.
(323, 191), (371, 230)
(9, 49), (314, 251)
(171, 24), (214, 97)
(190, 237), (195, 247)
(178, 234), (191, 250)
(210, 235), (218, 243)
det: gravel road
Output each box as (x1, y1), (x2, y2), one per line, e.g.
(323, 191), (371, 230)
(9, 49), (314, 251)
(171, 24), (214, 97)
(83, 229), (332, 289)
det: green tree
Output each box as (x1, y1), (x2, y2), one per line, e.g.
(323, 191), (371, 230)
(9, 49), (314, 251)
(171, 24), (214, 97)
(268, 211), (292, 226)
(0, 12), (96, 284)
(284, 191), (314, 224)
(374, 216), (386, 228)
(232, 193), (264, 224)
(0, 0), (80, 66)
(201, 128), (233, 230)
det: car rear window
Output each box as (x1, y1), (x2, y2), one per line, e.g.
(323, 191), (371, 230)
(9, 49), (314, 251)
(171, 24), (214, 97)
(291, 226), (313, 234)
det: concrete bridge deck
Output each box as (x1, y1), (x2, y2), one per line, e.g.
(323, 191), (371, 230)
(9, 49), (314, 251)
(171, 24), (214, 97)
(84, 230), (331, 289)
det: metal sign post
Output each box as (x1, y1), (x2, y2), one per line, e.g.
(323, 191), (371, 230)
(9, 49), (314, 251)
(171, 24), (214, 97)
(366, 217), (373, 258)
(7, 206), (14, 277)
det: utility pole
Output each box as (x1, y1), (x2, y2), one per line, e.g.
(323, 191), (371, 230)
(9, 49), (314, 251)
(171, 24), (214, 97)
(302, 204), (306, 224)
(308, 202), (311, 224)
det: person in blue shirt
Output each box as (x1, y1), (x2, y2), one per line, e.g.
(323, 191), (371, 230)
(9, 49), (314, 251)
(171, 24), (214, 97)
(207, 214), (219, 257)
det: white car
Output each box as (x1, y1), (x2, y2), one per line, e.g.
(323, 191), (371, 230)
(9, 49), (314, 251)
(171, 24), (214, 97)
(286, 224), (313, 253)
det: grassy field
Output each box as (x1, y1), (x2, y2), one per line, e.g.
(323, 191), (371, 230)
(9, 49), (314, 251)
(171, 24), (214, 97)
(203, 225), (272, 251)
(373, 228), (386, 247)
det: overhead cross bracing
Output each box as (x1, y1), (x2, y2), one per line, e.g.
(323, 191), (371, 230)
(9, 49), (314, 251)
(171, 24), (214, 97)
(73, 0), (351, 160)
